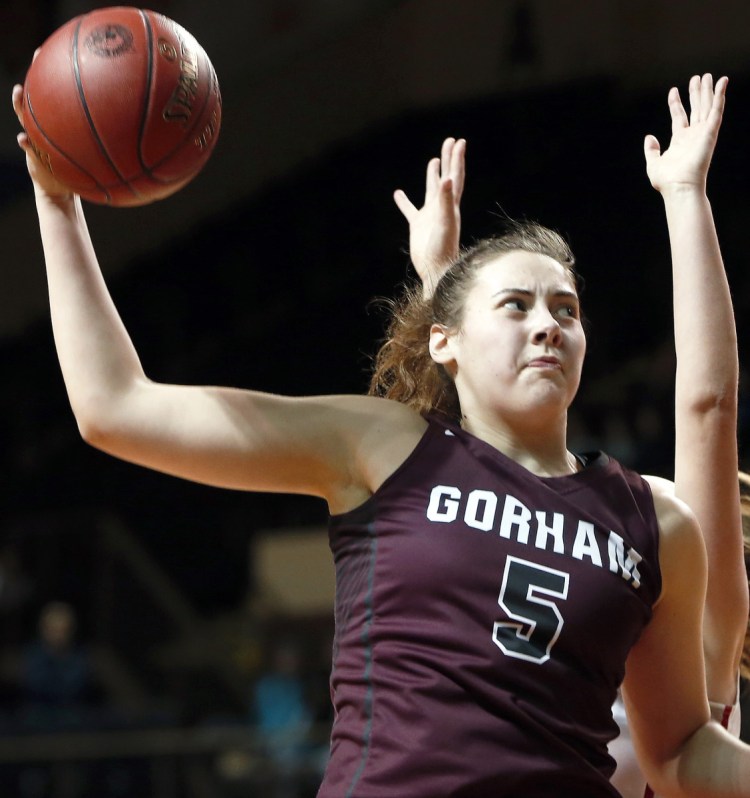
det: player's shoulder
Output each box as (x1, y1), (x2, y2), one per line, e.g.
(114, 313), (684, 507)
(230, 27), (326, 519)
(640, 473), (675, 498)
(317, 393), (427, 434)
(641, 474), (694, 532)
(299, 393), (429, 478)
(315, 395), (429, 514)
(641, 474), (705, 589)
(343, 394), (429, 461)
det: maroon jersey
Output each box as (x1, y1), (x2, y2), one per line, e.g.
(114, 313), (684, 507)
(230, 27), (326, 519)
(320, 415), (661, 798)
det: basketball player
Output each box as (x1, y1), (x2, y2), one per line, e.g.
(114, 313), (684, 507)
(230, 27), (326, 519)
(11, 73), (750, 796)
(610, 73), (746, 794)
(390, 75), (749, 797)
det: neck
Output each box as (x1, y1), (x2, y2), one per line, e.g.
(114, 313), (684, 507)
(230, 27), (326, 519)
(460, 410), (577, 477)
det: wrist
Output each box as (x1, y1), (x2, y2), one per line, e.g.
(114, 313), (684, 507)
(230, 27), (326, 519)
(34, 190), (81, 224)
(657, 181), (707, 200)
(35, 189), (76, 209)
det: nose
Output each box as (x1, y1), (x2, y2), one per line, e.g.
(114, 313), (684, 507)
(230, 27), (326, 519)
(532, 309), (562, 346)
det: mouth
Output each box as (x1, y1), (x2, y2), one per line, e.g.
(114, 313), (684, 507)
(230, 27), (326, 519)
(526, 356), (562, 370)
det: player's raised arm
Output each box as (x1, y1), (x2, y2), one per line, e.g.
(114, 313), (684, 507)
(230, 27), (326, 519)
(11, 84), (423, 511)
(644, 73), (746, 705)
(393, 136), (465, 298)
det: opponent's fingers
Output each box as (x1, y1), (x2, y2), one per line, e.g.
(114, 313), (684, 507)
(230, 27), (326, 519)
(424, 157), (440, 200)
(669, 85), (688, 135)
(708, 75), (728, 127)
(643, 133), (661, 167)
(437, 176), (454, 213)
(440, 137), (456, 178)
(699, 73), (714, 122)
(393, 188), (418, 222)
(450, 138), (466, 202)
(687, 74), (701, 125)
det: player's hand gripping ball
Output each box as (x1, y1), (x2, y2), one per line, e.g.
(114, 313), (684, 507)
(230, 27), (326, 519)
(21, 6), (222, 206)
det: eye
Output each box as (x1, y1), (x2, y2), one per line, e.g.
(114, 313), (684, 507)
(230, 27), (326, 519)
(555, 302), (580, 319)
(502, 298), (528, 312)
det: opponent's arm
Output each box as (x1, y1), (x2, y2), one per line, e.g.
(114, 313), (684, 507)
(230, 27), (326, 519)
(644, 74), (746, 704)
(393, 136), (465, 298)
(623, 479), (750, 796)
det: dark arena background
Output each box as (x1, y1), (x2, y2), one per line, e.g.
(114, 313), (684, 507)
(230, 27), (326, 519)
(1, 1), (750, 795)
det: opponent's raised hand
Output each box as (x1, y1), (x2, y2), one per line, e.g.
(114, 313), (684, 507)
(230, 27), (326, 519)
(393, 137), (465, 298)
(644, 73), (727, 194)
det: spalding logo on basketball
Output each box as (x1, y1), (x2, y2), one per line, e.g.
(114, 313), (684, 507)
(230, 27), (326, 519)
(22, 6), (222, 207)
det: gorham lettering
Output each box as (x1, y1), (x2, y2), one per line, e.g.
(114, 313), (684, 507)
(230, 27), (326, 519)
(426, 485), (643, 588)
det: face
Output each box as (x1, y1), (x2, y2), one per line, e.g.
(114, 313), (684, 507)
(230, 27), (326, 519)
(430, 251), (586, 425)
(40, 606), (75, 650)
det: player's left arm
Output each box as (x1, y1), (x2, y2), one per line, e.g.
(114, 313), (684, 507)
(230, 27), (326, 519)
(644, 74), (746, 705)
(622, 478), (750, 796)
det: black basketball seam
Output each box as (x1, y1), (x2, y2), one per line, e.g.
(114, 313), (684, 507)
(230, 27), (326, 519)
(24, 91), (113, 203)
(127, 10), (209, 195)
(135, 8), (155, 178)
(72, 15), (141, 202)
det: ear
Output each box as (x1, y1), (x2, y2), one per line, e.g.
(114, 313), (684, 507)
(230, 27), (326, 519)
(429, 323), (457, 369)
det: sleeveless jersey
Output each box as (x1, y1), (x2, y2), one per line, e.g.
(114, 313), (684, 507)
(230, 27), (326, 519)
(320, 415), (662, 797)
(609, 686), (742, 798)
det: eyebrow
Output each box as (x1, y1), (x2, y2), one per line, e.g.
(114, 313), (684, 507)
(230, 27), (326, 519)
(492, 288), (579, 300)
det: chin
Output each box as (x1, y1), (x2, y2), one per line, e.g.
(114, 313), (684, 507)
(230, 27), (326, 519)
(521, 388), (573, 422)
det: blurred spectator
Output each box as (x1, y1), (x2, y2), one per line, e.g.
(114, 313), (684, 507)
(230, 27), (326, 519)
(252, 637), (326, 798)
(18, 600), (101, 731)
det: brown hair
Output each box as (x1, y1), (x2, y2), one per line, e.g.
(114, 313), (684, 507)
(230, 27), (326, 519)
(369, 220), (579, 422)
(738, 472), (750, 680)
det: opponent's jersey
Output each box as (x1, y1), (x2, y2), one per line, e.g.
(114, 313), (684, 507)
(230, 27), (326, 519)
(320, 415), (662, 798)
(609, 687), (742, 798)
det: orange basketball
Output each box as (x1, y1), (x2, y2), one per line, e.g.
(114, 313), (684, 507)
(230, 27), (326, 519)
(21, 6), (222, 206)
